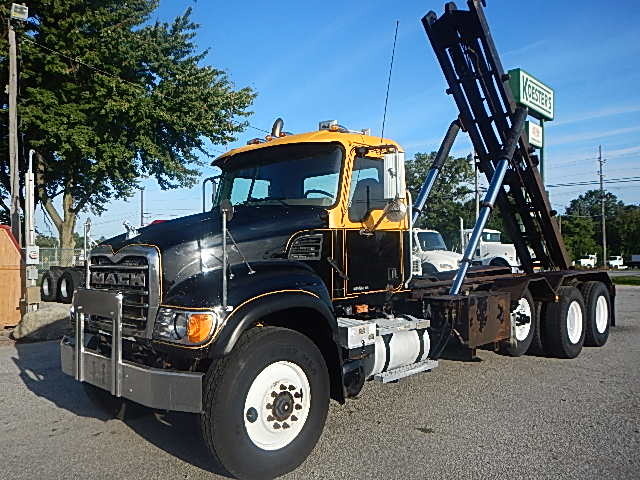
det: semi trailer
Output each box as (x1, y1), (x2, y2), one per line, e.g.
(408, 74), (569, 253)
(60, 2), (615, 479)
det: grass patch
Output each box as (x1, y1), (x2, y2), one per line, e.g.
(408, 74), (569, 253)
(612, 276), (640, 286)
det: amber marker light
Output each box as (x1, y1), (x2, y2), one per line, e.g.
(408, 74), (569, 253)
(187, 313), (215, 343)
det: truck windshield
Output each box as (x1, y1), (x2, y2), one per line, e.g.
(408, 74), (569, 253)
(216, 143), (343, 207)
(417, 231), (448, 251)
(481, 232), (501, 243)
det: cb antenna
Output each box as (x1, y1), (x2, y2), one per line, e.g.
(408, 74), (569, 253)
(381, 20), (399, 141)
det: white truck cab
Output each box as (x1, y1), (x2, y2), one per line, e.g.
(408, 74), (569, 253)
(578, 254), (597, 268)
(608, 255), (627, 269)
(462, 228), (518, 268)
(412, 228), (462, 275)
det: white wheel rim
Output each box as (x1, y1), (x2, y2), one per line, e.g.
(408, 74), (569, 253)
(243, 360), (310, 451)
(512, 297), (532, 342)
(595, 295), (608, 334)
(43, 279), (50, 296)
(567, 300), (583, 344)
(60, 279), (68, 298)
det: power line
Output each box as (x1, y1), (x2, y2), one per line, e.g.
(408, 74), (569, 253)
(546, 176), (640, 188)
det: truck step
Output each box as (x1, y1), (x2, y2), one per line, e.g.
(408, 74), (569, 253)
(373, 358), (438, 383)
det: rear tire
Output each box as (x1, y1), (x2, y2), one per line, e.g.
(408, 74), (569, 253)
(542, 286), (586, 359)
(200, 327), (330, 480)
(579, 281), (611, 347)
(500, 289), (536, 357)
(527, 301), (545, 355)
(40, 270), (60, 302)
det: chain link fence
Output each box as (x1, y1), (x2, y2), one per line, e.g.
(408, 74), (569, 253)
(38, 248), (85, 275)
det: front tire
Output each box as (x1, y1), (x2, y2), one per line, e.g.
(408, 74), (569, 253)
(421, 262), (438, 276)
(579, 281), (611, 347)
(542, 286), (586, 359)
(200, 327), (330, 480)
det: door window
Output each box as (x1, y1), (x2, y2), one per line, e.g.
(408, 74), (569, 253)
(348, 157), (386, 221)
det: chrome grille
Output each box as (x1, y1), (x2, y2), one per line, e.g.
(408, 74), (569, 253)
(87, 245), (161, 337)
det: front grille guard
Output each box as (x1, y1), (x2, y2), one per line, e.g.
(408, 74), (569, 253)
(73, 289), (124, 397)
(66, 288), (204, 412)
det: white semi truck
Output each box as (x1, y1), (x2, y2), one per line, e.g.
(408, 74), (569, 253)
(412, 228), (462, 275)
(462, 228), (518, 268)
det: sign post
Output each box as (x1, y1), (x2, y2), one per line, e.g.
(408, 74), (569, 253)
(508, 68), (553, 183)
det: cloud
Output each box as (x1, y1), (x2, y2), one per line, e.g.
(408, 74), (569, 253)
(553, 104), (640, 127)
(502, 40), (547, 58)
(548, 125), (640, 147)
(604, 145), (640, 159)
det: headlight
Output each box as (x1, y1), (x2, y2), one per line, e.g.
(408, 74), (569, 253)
(439, 263), (454, 270)
(153, 308), (219, 345)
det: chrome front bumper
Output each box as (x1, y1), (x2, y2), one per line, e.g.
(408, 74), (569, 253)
(61, 288), (203, 413)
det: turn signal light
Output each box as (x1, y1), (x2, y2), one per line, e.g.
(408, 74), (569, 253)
(187, 313), (215, 343)
(355, 304), (369, 314)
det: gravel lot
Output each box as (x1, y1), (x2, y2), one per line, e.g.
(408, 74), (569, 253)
(1, 286), (639, 480)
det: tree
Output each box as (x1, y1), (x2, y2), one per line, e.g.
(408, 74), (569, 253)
(608, 205), (640, 256)
(561, 215), (598, 260)
(405, 152), (473, 249)
(0, 1), (254, 250)
(564, 190), (630, 259)
(35, 233), (58, 248)
(566, 190), (623, 219)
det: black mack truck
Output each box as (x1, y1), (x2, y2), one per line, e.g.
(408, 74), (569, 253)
(60, 2), (615, 479)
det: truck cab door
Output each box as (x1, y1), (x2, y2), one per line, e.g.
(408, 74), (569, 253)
(342, 155), (405, 295)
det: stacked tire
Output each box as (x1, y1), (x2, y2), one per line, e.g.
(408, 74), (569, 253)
(40, 268), (62, 302)
(39, 267), (85, 304)
(57, 269), (85, 303)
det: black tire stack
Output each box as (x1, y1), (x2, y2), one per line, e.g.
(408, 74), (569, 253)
(39, 267), (85, 303)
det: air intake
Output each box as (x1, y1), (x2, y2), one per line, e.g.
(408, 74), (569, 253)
(288, 234), (323, 261)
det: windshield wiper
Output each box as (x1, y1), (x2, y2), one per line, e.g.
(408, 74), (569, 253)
(244, 197), (290, 206)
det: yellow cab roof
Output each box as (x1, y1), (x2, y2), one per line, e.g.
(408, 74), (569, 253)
(213, 129), (403, 166)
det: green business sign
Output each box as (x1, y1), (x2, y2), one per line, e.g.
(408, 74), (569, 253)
(508, 68), (554, 121)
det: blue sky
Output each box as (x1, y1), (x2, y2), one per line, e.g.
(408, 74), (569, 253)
(37, 0), (640, 239)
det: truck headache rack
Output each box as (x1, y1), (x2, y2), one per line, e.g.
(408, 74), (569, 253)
(422, 0), (570, 272)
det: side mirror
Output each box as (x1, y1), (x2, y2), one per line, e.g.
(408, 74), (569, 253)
(202, 175), (221, 212)
(383, 151), (406, 200)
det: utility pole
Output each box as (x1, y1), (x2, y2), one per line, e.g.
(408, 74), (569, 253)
(8, 17), (21, 246)
(598, 145), (607, 268)
(140, 188), (145, 227)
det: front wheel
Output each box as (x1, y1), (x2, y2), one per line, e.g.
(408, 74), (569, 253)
(200, 327), (330, 480)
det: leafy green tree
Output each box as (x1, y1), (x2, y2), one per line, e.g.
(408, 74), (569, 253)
(609, 205), (640, 257)
(566, 189), (624, 218)
(0, 1), (254, 249)
(561, 215), (598, 261)
(35, 233), (58, 248)
(405, 152), (473, 249)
